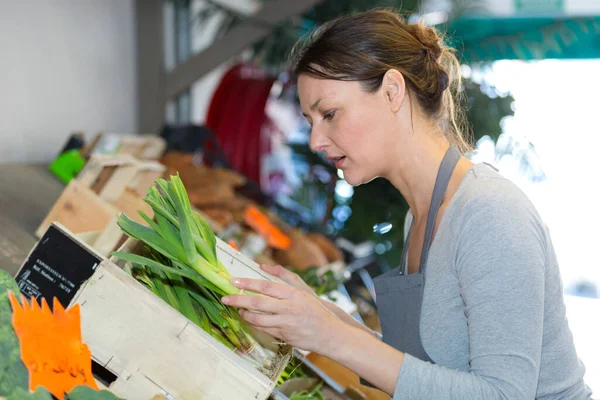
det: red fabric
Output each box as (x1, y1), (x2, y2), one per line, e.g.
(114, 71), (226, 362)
(205, 64), (243, 132)
(205, 63), (275, 184)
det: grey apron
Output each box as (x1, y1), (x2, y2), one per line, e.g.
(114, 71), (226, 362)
(362, 145), (461, 387)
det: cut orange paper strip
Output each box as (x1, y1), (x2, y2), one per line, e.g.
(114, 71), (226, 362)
(9, 291), (99, 398)
(244, 205), (291, 250)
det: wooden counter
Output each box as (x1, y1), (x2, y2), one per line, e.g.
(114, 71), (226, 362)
(0, 165), (63, 275)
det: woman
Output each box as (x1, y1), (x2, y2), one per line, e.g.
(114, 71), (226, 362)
(222, 9), (592, 399)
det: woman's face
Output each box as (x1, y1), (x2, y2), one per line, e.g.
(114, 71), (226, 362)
(298, 73), (399, 186)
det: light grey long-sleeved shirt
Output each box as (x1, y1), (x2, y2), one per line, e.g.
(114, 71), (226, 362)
(391, 163), (592, 399)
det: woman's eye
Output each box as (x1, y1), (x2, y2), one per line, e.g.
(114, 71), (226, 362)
(323, 110), (336, 121)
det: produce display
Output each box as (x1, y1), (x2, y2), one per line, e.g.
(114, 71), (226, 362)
(1, 146), (375, 400)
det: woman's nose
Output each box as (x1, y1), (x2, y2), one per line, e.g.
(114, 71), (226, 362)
(309, 125), (328, 153)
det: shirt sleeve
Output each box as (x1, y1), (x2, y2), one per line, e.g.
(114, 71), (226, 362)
(392, 189), (546, 400)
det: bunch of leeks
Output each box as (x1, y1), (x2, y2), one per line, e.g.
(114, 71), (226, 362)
(112, 175), (269, 364)
(128, 248), (253, 353)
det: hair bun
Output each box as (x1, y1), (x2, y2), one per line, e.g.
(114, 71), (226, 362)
(408, 24), (443, 61)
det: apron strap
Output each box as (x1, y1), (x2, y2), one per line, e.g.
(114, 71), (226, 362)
(401, 145), (461, 275)
(419, 145), (461, 274)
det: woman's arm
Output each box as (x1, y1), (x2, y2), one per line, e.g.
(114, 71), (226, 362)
(319, 321), (405, 395)
(321, 297), (381, 338)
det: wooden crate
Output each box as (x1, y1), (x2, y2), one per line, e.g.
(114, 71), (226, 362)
(76, 154), (165, 202)
(78, 239), (292, 399)
(75, 233), (291, 399)
(82, 133), (166, 161)
(18, 223), (292, 400)
(36, 155), (166, 239)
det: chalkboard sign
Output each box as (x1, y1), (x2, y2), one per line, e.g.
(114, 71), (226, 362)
(15, 224), (102, 310)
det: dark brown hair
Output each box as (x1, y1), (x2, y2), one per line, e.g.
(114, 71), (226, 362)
(290, 9), (471, 153)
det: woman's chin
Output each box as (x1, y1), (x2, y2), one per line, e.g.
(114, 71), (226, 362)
(343, 171), (378, 187)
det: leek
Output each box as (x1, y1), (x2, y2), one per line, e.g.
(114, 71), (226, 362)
(113, 175), (240, 296)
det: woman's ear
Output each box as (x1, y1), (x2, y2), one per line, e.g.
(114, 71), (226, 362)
(382, 69), (406, 113)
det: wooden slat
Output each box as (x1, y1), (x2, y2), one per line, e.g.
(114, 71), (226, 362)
(113, 188), (154, 225)
(77, 162), (110, 189)
(77, 154), (138, 189)
(138, 137), (167, 160)
(108, 371), (167, 400)
(36, 180), (117, 238)
(90, 166), (118, 194)
(74, 231), (102, 246)
(215, 238), (287, 285)
(78, 155), (165, 201)
(92, 217), (125, 258)
(129, 168), (165, 198)
(82, 134), (166, 161)
(80, 216), (126, 258)
(305, 353), (390, 400)
(98, 164), (140, 203)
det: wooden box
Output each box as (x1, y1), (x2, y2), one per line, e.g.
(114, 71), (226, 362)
(36, 155), (166, 240)
(82, 133), (167, 161)
(18, 223), (292, 400)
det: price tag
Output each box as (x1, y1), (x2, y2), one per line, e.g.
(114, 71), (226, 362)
(15, 225), (102, 309)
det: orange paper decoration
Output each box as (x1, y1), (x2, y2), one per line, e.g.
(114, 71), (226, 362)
(8, 291), (99, 398)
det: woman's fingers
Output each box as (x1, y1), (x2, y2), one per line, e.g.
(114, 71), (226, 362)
(260, 264), (315, 295)
(245, 325), (283, 342)
(221, 293), (283, 314)
(230, 278), (293, 299)
(239, 309), (283, 328)
(260, 264), (295, 281)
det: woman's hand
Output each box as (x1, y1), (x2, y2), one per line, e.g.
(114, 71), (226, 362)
(224, 276), (405, 396)
(221, 276), (342, 354)
(258, 264), (379, 338)
(259, 264), (317, 296)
